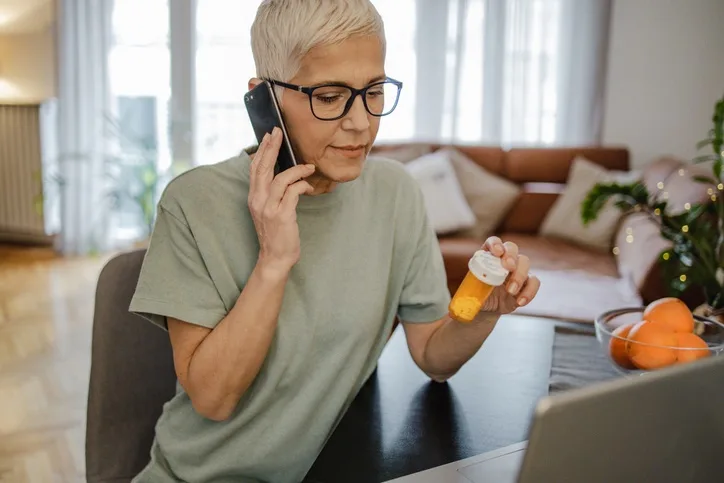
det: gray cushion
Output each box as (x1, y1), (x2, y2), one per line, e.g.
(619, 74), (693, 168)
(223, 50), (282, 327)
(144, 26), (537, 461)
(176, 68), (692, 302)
(85, 249), (177, 482)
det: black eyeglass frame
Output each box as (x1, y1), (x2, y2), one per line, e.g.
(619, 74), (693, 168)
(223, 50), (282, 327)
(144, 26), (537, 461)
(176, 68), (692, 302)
(266, 77), (403, 121)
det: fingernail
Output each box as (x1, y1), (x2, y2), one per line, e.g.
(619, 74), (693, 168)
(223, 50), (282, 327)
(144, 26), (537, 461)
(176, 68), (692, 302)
(518, 297), (528, 306)
(273, 126), (281, 137)
(508, 282), (519, 294)
(262, 133), (270, 143)
(307, 164), (316, 171)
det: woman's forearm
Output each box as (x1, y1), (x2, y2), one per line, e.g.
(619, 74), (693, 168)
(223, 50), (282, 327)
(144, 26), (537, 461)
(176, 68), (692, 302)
(421, 313), (501, 382)
(185, 259), (290, 420)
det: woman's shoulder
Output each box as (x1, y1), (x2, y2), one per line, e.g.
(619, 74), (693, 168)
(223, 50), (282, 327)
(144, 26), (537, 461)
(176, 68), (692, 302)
(159, 153), (251, 217)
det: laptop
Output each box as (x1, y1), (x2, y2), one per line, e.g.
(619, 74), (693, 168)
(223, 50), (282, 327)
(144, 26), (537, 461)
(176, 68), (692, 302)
(384, 354), (724, 483)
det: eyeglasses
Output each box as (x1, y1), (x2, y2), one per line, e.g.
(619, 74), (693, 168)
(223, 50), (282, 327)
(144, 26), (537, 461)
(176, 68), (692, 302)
(267, 77), (403, 121)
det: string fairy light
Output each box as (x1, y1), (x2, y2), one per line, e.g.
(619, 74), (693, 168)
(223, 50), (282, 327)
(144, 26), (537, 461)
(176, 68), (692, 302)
(680, 274), (687, 282)
(609, 167), (717, 266)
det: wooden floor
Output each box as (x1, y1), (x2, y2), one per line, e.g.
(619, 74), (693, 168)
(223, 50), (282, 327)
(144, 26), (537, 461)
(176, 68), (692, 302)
(0, 245), (113, 483)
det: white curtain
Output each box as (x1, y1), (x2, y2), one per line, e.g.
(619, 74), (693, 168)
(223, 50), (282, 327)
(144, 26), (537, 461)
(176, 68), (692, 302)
(106, 0), (612, 171)
(387, 0), (613, 146)
(56, 0), (114, 255)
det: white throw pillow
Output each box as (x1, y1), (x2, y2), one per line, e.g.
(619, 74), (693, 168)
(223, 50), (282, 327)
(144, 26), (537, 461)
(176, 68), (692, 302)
(442, 148), (522, 240)
(405, 151), (477, 235)
(540, 157), (640, 252)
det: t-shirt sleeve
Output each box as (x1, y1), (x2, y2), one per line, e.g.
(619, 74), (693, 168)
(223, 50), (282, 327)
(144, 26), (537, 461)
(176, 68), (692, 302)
(129, 204), (228, 331)
(397, 185), (452, 324)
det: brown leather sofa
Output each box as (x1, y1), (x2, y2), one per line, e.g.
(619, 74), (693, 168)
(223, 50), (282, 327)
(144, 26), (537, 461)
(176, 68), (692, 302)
(371, 143), (707, 323)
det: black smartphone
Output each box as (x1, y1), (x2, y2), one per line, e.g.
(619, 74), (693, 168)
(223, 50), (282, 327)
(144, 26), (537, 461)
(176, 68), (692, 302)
(244, 80), (298, 174)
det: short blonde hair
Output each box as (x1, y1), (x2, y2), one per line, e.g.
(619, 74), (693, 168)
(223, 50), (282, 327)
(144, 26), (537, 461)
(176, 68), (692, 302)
(251, 0), (386, 82)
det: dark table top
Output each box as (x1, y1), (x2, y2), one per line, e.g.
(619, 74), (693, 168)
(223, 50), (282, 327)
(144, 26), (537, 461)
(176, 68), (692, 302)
(304, 315), (556, 483)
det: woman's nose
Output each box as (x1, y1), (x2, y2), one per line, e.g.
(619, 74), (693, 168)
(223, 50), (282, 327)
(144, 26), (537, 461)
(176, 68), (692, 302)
(343, 95), (371, 130)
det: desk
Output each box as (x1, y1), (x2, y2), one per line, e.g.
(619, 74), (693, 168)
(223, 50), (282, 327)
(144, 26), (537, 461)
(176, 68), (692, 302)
(304, 315), (556, 483)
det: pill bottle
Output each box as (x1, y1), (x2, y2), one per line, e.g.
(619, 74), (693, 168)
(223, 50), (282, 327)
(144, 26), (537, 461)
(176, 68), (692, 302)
(448, 250), (509, 323)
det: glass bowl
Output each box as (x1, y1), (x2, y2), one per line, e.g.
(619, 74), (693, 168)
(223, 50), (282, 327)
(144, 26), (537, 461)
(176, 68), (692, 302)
(594, 307), (724, 376)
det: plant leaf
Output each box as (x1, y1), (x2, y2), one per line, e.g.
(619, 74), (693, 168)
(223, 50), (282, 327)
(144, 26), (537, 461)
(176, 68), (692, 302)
(693, 154), (718, 164)
(697, 138), (713, 150)
(693, 175), (717, 184)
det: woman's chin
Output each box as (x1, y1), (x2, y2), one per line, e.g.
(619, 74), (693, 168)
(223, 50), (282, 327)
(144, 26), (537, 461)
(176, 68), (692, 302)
(323, 158), (366, 183)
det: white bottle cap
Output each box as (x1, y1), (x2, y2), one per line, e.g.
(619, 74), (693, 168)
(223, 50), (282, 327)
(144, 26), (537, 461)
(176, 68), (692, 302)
(468, 250), (509, 287)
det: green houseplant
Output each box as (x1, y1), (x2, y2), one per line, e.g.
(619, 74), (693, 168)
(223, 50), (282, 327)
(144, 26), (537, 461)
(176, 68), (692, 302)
(581, 94), (724, 315)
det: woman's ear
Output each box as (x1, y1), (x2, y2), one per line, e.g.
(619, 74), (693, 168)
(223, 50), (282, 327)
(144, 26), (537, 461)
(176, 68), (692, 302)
(248, 77), (262, 92)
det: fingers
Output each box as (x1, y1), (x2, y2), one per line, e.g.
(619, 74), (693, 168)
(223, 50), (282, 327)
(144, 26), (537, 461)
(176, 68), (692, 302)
(258, 127), (283, 186)
(506, 254), (530, 296)
(483, 236), (504, 256)
(501, 241), (519, 272)
(279, 180), (315, 213)
(268, 164), (316, 207)
(483, 237), (518, 272)
(249, 132), (271, 195)
(516, 273), (540, 307)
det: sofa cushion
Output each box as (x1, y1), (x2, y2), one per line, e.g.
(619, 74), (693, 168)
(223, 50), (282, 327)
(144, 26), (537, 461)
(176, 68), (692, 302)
(658, 161), (716, 213)
(614, 212), (670, 303)
(641, 156), (681, 194)
(498, 233), (619, 276)
(442, 148), (521, 240)
(405, 151), (477, 234)
(540, 157), (639, 252)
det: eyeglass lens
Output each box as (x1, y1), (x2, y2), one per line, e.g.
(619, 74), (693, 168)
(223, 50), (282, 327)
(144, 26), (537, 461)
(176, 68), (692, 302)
(311, 81), (400, 119)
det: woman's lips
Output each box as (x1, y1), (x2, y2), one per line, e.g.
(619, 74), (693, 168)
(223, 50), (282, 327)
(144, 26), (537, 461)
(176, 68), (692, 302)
(331, 145), (367, 158)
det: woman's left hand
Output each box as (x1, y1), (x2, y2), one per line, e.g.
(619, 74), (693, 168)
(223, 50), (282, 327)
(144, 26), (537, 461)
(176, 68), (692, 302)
(479, 236), (541, 315)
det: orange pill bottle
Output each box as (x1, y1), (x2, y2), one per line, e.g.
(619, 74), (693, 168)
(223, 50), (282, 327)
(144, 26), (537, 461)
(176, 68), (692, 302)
(448, 250), (509, 323)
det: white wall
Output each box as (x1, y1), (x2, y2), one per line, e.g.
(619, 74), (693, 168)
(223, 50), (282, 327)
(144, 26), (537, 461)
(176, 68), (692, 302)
(602, 0), (724, 169)
(0, 27), (56, 102)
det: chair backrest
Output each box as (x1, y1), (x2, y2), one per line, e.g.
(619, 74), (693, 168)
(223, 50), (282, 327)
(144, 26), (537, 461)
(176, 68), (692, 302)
(85, 249), (177, 483)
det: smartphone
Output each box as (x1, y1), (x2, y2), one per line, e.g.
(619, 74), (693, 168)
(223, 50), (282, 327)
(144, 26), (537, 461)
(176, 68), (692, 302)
(244, 81), (298, 174)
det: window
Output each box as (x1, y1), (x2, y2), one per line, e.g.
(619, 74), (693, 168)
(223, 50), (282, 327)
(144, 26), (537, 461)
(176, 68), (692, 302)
(109, 0), (170, 241)
(195, 0), (258, 164)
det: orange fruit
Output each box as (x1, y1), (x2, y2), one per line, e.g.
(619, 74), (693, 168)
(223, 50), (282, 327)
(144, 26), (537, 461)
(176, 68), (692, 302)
(625, 320), (678, 370)
(674, 332), (710, 364)
(609, 322), (636, 369)
(643, 297), (695, 333)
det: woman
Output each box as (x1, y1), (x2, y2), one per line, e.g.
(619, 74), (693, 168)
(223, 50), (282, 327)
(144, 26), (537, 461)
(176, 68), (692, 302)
(130, 1), (541, 482)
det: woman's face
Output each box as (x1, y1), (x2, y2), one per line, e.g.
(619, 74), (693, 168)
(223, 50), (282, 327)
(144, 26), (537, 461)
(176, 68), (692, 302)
(253, 35), (385, 187)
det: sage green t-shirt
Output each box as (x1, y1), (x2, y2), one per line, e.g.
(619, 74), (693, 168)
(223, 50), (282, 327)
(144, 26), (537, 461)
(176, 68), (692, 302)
(128, 151), (450, 483)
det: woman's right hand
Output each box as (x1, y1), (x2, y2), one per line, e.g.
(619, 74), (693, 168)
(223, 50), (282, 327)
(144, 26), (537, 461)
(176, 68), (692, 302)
(248, 127), (315, 276)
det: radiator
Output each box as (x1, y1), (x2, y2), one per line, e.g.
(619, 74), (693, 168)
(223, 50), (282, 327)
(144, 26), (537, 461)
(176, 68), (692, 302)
(0, 102), (57, 244)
